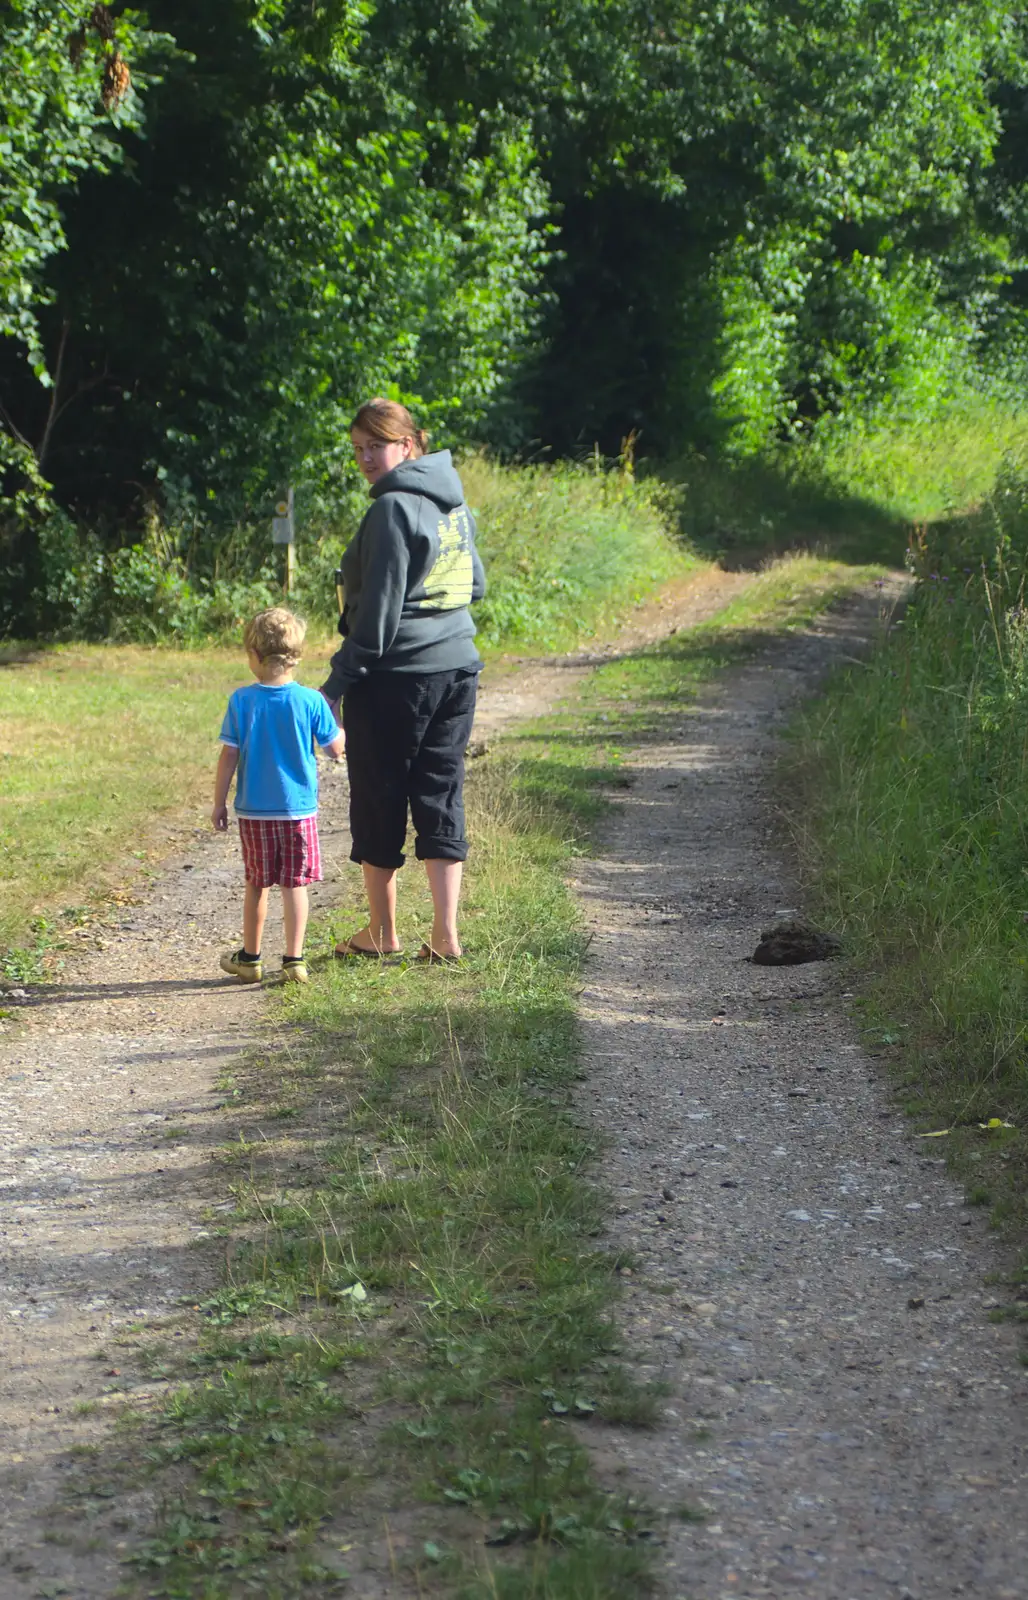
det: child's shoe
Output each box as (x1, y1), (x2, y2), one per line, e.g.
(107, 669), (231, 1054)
(220, 948), (263, 982)
(282, 957), (308, 984)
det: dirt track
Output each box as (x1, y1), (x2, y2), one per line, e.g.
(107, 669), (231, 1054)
(573, 581), (1028, 1598)
(1, 566), (1026, 1597)
(0, 566), (745, 1596)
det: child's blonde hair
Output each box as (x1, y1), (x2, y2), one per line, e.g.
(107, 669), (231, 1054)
(244, 607), (306, 672)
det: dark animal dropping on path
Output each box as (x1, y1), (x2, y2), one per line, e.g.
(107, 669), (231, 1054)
(750, 917), (842, 965)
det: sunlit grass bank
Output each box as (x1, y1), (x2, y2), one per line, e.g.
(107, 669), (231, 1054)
(814, 398), (1028, 523)
(462, 455), (695, 653)
(786, 472), (1028, 1249)
(667, 402), (1028, 571)
(0, 644), (255, 970)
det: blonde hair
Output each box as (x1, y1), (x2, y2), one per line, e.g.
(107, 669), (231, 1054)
(244, 607), (306, 672)
(350, 397), (429, 458)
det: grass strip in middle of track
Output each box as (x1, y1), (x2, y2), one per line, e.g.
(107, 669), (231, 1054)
(106, 555), (884, 1598)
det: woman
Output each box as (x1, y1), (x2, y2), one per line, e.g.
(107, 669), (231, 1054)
(320, 398), (486, 961)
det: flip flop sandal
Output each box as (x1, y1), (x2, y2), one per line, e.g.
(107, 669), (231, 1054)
(416, 944), (462, 964)
(334, 938), (402, 959)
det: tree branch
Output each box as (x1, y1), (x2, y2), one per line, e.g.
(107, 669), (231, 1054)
(36, 319), (71, 472)
(0, 395), (33, 453)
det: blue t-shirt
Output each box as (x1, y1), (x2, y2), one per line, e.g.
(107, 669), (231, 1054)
(219, 682), (339, 819)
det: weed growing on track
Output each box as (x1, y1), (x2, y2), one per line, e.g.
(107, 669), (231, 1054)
(106, 553), (882, 1598)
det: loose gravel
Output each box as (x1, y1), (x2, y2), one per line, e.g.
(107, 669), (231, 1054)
(573, 584), (1028, 1599)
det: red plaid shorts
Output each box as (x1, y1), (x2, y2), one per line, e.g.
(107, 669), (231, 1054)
(238, 816), (322, 888)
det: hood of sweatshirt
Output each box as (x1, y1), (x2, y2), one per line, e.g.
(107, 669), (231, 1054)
(369, 449), (464, 511)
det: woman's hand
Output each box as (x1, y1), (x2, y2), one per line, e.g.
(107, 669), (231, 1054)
(319, 688), (342, 726)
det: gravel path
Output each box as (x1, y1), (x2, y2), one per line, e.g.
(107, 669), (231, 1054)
(2, 568), (1024, 1598)
(573, 583), (1028, 1599)
(0, 566), (744, 1596)
(0, 766), (355, 1596)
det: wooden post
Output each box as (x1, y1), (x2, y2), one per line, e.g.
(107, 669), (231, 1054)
(271, 488), (296, 594)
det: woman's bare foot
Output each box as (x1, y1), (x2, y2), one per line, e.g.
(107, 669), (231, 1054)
(334, 927), (403, 957)
(416, 942), (462, 964)
(422, 923), (462, 960)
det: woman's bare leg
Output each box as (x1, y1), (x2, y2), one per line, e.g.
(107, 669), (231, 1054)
(338, 863), (402, 953)
(424, 858), (463, 958)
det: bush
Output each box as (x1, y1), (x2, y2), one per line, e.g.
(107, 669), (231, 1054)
(10, 455), (693, 655)
(462, 454), (689, 652)
(27, 525), (282, 645)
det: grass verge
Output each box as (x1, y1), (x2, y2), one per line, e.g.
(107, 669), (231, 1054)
(73, 553), (887, 1599)
(784, 485), (1028, 1277)
(0, 642), (344, 973)
(0, 457), (698, 968)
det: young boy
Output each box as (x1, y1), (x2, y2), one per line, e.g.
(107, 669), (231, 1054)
(213, 607), (344, 984)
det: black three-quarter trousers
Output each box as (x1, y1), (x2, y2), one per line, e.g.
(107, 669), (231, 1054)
(342, 667), (479, 869)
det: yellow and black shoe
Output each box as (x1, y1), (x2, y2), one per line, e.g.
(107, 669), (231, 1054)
(220, 948), (263, 983)
(281, 956), (309, 984)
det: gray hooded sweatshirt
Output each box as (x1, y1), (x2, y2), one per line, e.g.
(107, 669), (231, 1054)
(321, 450), (486, 700)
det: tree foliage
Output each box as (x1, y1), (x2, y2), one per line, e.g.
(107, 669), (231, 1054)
(0, 2), (170, 511)
(3, 0), (1028, 633)
(532, 0), (1028, 453)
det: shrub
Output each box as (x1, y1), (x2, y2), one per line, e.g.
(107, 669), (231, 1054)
(462, 454), (688, 652)
(11, 455), (692, 655)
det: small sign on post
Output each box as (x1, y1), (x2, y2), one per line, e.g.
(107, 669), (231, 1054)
(272, 488), (296, 594)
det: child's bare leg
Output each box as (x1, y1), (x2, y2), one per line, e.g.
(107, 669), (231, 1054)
(424, 859), (463, 957)
(281, 886), (309, 959)
(243, 884), (269, 954)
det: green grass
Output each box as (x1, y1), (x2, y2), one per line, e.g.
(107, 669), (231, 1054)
(666, 400), (1028, 571)
(85, 554), (883, 1599)
(783, 472), (1028, 1252)
(812, 397), (1028, 524)
(462, 454), (696, 654)
(0, 641), (342, 970)
(667, 448), (908, 570)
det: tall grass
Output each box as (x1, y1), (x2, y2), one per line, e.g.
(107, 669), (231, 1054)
(665, 399), (1028, 573)
(462, 456), (692, 652)
(26, 456), (694, 653)
(787, 460), (1028, 1231)
(811, 396), (1028, 523)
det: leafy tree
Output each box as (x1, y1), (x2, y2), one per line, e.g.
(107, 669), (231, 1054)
(0, 1), (167, 498)
(527, 0), (1028, 453)
(5, 0), (1028, 639)
(3, 0), (548, 539)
